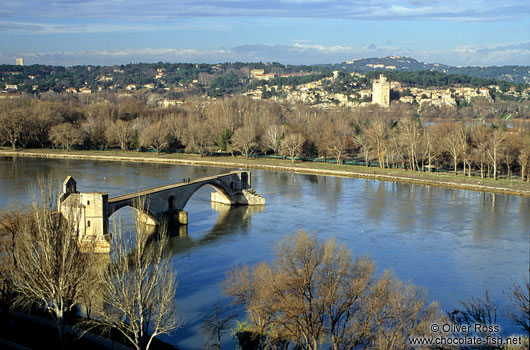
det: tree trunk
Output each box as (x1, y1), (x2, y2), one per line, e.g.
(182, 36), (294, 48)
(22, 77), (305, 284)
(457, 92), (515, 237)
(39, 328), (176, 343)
(493, 156), (498, 180)
(55, 311), (67, 350)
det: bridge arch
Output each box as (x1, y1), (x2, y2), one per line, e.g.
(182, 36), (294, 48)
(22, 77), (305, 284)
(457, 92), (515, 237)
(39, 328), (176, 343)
(180, 180), (233, 210)
(109, 203), (158, 226)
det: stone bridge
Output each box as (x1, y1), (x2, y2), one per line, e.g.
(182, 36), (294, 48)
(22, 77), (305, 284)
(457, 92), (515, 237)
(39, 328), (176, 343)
(58, 171), (265, 251)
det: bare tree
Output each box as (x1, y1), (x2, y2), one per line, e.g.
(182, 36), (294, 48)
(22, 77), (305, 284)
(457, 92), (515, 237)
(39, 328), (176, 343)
(164, 111), (187, 147)
(185, 115), (214, 156)
(10, 182), (96, 348)
(49, 122), (85, 151)
(455, 124), (473, 176)
(517, 135), (530, 182)
(449, 290), (499, 345)
(139, 120), (170, 154)
(105, 119), (134, 151)
(232, 125), (259, 158)
(280, 132), (305, 163)
(81, 114), (108, 148)
(486, 127), (506, 180)
(224, 263), (278, 347)
(366, 116), (390, 169)
(502, 131), (521, 179)
(200, 301), (236, 350)
(418, 126), (435, 172)
(225, 231), (443, 350)
(320, 239), (375, 350)
(399, 117), (423, 171)
(353, 129), (372, 167)
(263, 124), (284, 155)
(0, 205), (28, 304)
(305, 111), (328, 159)
(365, 271), (444, 350)
(472, 125), (490, 179)
(0, 103), (29, 150)
(90, 215), (181, 350)
(506, 274), (530, 335)
(324, 117), (353, 166)
(441, 123), (462, 175)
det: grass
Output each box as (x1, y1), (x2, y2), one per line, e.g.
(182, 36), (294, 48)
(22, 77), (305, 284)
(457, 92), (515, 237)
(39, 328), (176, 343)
(2, 147), (530, 195)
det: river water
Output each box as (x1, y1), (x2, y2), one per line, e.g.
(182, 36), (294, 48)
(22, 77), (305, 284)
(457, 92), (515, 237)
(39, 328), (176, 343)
(1, 156), (528, 348)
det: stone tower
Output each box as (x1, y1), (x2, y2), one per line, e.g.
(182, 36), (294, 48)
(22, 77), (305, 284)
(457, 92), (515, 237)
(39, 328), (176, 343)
(372, 75), (390, 107)
(58, 176), (110, 252)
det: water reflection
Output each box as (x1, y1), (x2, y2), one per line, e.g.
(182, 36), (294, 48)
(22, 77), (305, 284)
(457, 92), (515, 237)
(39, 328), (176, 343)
(168, 203), (265, 255)
(364, 180), (388, 224)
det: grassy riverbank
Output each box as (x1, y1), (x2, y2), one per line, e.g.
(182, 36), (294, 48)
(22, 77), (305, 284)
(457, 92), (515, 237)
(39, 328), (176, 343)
(2, 148), (530, 196)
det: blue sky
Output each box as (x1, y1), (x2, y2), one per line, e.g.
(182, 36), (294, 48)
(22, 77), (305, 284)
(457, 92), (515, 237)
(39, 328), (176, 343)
(1, 0), (529, 66)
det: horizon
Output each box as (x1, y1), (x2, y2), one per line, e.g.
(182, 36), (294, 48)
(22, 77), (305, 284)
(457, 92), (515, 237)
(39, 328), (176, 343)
(1, 1), (529, 67)
(2, 55), (529, 69)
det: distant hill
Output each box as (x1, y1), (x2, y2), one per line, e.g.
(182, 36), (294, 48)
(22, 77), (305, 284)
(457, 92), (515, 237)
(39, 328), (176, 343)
(326, 56), (530, 84)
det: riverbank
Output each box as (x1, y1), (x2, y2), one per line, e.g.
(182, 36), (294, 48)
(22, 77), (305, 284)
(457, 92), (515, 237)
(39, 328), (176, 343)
(0, 307), (178, 350)
(2, 148), (530, 196)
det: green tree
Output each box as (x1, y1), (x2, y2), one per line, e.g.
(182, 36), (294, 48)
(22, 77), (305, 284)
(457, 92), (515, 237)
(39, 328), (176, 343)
(217, 128), (233, 152)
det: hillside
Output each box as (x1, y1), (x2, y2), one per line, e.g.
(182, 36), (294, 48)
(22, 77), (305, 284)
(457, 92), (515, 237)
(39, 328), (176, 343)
(330, 56), (530, 84)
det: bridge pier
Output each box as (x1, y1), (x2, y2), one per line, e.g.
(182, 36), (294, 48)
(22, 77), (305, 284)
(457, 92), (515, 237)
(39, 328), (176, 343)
(160, 209), (188, 226)
(211, 189), (265, 205)
(138, 211), (158, 226)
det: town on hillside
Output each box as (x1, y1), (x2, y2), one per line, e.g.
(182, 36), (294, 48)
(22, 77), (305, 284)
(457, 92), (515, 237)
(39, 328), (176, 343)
(1, 58), (529, 110)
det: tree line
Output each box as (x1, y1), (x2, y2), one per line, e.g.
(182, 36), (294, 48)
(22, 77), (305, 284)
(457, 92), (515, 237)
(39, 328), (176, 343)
(1, 95), (530, 181)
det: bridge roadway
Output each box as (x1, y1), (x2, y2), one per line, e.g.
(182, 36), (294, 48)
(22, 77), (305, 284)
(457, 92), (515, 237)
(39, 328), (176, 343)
(108, 173), (239, 204)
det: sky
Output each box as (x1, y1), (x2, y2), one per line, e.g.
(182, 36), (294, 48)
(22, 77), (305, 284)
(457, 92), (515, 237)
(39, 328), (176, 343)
(0, 0), (529, 67)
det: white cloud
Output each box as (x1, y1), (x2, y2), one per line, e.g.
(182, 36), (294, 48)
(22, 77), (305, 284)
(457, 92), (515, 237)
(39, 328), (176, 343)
(424, 42), (530, 66)
(2, 41), (529, 67)
(292, 43), (352, 53)
(0, 21), (157, 34)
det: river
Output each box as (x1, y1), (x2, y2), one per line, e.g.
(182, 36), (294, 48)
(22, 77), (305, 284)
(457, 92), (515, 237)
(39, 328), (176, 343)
(1, 156), (528, 349)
